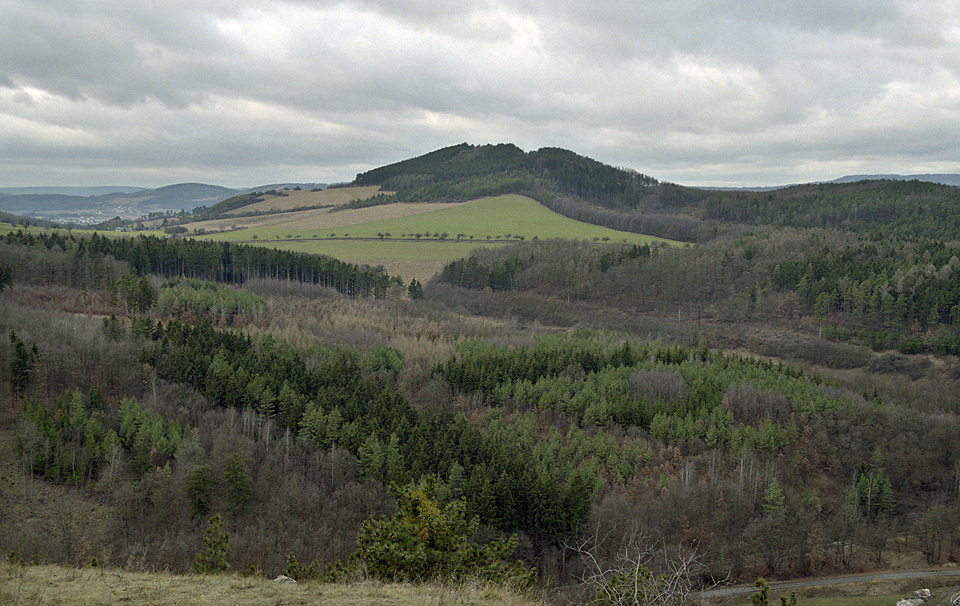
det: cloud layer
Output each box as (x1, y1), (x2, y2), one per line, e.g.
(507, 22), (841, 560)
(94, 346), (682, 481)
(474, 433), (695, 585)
(2, 0), (960, 187)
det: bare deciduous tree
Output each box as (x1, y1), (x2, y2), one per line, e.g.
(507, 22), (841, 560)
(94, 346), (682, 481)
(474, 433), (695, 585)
(569, 527), (710, 606)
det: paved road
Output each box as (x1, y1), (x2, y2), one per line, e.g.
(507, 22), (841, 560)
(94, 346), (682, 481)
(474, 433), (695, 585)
(696, 570), (960, 600)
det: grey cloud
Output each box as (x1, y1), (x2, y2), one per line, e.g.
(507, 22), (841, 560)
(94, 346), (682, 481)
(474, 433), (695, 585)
(1, 0), (960, 187)
(0, 0), (252, 107)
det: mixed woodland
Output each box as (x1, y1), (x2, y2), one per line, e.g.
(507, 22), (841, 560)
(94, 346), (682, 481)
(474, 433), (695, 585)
(2, 144), (960, 601)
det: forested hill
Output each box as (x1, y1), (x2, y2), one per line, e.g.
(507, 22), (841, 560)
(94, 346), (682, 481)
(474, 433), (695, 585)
(346, 143), (960, 242)
(703, 179), (960, 240)
(349, 143), (691, 210)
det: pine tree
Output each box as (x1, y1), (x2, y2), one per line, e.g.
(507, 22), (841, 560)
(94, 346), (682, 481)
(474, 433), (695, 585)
(407, 278), (424, 300)
(187, 465), (215, 519)
(9, 331), (39, 399)
(224, 454), (253, 518)
(754, 477), (788, 569)
(352, 481), (533, 587)
(194, 513), (230, 573)
(358, 433), (385, 481)
(0, 264), (12, 292)
(762, 477), (786, 519)
(852, 455), (896, 522)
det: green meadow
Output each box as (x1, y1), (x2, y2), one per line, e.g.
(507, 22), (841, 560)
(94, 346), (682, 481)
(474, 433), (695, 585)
(197, 195), (676, 254)
(329, 195), (663, 242)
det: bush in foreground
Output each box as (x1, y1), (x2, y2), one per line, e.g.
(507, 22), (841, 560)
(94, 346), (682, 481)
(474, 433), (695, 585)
(349, 480), (535, 589)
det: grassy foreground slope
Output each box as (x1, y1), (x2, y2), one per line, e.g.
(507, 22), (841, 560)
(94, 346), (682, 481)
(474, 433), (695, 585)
(0, 562), (544, 606)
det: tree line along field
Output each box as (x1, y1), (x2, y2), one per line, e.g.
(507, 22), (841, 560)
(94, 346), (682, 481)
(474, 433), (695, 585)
(184, 194), (674, 283)
(0, 222), (163, 239)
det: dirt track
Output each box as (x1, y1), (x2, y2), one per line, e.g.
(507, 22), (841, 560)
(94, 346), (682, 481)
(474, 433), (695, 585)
(697, 569), (960, 599)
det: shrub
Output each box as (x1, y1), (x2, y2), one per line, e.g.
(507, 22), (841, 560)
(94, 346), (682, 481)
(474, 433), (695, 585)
(868, 353), (929, 379)
(761, 338), (871, 369)
(897, 336), (926, 355)
(928, 328), (960, 356)
(284, 552), (321, 581)
(351, 480), (534, 588)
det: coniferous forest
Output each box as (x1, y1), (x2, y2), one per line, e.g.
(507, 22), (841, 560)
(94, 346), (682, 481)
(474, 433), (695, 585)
(2, 144), (960, 603)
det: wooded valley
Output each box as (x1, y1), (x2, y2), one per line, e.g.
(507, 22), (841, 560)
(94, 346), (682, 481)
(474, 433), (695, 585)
(2, 144), (960, 604)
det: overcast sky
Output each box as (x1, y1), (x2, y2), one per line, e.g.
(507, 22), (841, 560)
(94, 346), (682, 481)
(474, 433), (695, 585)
(2, 0), (960, 188)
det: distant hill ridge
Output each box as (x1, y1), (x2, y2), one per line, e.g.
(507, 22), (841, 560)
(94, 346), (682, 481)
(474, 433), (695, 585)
(0, 182), (242, 215)
(830, 173), (960, 186)
(0, 186), (146, 196)
(0, 183), (335, 223)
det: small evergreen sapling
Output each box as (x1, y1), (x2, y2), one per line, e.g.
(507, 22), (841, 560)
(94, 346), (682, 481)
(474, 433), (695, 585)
(194, 513), (229, 574)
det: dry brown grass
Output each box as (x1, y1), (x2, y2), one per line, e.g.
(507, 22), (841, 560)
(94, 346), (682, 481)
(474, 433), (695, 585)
(182, 201), (464, 234)
(358, 259), (450, 284)
(225, 186), (385, 215)
(0, 561), (548, 606)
